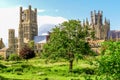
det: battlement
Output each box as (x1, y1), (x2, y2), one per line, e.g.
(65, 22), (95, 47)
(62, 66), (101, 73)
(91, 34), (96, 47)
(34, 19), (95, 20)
(8, 29), (15, 32)
(91, 10), (103, 16)
(20, 5), (37, 23)
(83, 10), (110, 40)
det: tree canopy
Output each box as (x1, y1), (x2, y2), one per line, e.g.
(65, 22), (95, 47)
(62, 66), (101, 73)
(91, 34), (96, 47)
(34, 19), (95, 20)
(98, 41), (120, 79)
(42, 20), (93, 72)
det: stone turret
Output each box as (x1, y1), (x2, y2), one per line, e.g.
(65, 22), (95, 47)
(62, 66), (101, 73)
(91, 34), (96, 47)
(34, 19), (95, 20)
(8, 29), (15, 51)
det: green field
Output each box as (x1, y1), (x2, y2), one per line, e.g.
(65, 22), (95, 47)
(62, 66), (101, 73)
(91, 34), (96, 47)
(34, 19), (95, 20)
(0, 57), (99, 80)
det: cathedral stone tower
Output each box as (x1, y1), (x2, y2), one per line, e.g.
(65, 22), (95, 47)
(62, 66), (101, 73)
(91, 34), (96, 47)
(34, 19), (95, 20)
(8, 29), (15, 51)
(90, 10), (110, 40)
(18, 5), (38, 54)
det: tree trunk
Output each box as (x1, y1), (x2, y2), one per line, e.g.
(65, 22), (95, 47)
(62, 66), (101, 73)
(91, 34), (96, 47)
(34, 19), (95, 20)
(69, 60), (73, 72)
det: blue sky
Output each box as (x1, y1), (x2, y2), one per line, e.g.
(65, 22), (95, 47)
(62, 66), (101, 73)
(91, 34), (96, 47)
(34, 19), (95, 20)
(0, 0), (120, 29)
(0, 0), (120, 44)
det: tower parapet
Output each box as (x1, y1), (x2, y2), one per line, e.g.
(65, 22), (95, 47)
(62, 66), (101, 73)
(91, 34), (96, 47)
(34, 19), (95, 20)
(91, 10), (103, 26)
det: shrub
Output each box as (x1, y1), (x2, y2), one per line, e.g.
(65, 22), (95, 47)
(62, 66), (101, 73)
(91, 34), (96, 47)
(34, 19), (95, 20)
(73, 68), (82, 74)
(21, 64), (30, 68)
(0, 64), (7, 70)
(16, 72), (22, 75)
(8, 53), (20, 61)
(73, 67), (95, 75)
(13, 67), (23, 73)
(5, 67), (13, 72)
(19, 45), (35, 60)
(83, 67), (95, 75)
(44, 78), (49, 80)
(0, 55), (4, 60)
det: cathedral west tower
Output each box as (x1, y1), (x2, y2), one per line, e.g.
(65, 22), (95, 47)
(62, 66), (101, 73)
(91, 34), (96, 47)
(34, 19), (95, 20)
(18, 5), (38, 54)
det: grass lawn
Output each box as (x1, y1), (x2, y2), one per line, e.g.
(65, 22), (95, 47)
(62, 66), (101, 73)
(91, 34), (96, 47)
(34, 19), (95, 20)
(0, 57), (98, 80)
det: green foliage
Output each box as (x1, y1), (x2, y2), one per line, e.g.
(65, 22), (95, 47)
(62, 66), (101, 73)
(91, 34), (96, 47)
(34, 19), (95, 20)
(90, 30), (95, 40)
(0, 64), (7, 70)
(28, 40), (35, 50)
(19, 45), (35, 60)
(0, 76), (7, 80)
(42, 20), (93, 72)
(0, 55), (4, 60)
(98, 41), (120, 79)
(73, 67), (95, 75)
(8, 53), (20, 61)
(43, 20), (89, 58)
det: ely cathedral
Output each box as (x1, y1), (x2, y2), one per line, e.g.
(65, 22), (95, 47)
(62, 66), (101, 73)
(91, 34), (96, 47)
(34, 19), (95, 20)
(8, 5), (38, 55)
(0, 5), (112, 59)
(84, 11), (110, 53)
(83, 10), (110, 40)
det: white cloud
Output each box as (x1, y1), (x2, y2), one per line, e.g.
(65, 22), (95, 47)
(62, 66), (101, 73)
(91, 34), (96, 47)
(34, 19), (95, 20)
(0, 7), (19, 45)
(38, 15), (67, 27)
(38, 9), (46, 13)
(0, 7), (67, 46)
(38, 15), (67, 35)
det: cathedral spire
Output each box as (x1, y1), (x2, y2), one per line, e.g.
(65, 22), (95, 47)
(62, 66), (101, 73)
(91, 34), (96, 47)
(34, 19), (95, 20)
(86, 18), (89, 25)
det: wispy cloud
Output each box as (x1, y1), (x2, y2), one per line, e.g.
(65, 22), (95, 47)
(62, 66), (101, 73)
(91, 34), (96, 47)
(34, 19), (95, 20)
(38, 15), (67, 26)
(38, 9), (46, 13)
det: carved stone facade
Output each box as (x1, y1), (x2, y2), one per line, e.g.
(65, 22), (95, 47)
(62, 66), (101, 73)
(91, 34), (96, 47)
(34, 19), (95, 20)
(18, 5), (38, 54)
(83, 11), (111, 54)
(84, 10), (110, 40)
(7, 5), (38, 55)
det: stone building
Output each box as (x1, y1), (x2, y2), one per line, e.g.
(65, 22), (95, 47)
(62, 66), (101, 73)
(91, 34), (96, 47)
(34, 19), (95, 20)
(18, 5), (38, 54)
(83, 10), (110, 54)
(0, 6), (113, 58)
(8, 29), (15, 49)
(84, 10), (110, 40)
(5, 5), (38, 56)
(34, 32), (50, 53)
(7, 5), (48, 57)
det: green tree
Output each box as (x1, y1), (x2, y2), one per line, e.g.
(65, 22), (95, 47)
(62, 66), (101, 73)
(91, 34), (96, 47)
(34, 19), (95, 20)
(98, 41), (120, 79)
(42, 20), (92, 72)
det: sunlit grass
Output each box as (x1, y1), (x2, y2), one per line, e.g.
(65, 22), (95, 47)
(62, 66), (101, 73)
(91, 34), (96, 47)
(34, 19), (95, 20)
(0, 56), (98, 80)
